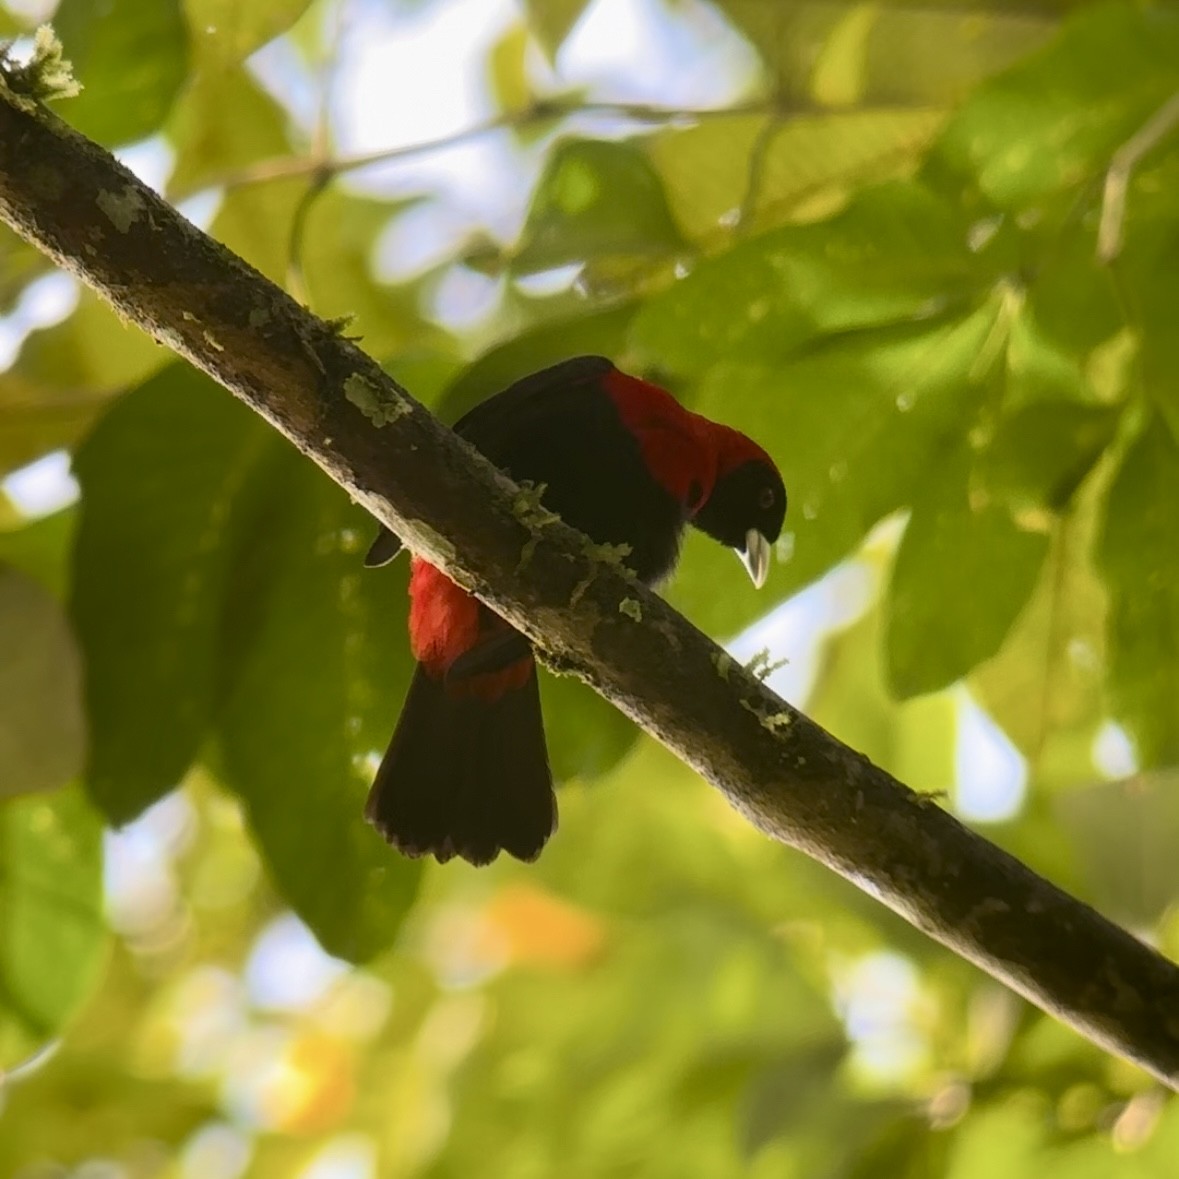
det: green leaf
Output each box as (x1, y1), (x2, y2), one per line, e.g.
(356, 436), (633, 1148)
(944, 1100), (1044, 1179)
(847, 1111), (953, 1179)
(846, 5), (1056, 106)
(1016, 238), (1130, 397)
(1056, 770), (1179, 926)
(174, 69), (301, 286)
(489, 23), (532, 116)
(215, 449), (422, 963)
(204, 175), (304, 283)
(979, 400), (1119, 512)
(1096, 415), (1179, 768)
(513, 139), (686, 275)
(885, 453), (1050, 699)
(521, 0), (592, 59)
(933, 3), (1179, 207)
(54, 0), (189, 145)
(1, 293), (167, 477)
(631, 181), (987, 376)
(675, 303), (1001, 633)
(808, 580), (959, 798)
(298, 189), (446, 362)
(969, 478), (1108, 780)
(646, 114), (774, 243)
(648, 108), (946, 242)
(207, 181), (438, 356)
(0, 372), (109, 479)
(718, 1), (1056, 103)
(167, 62), (292, 196)
(1122, 201), (1179, 445)
(184, 0), (314, 66)
(71, 365), (271, 822)
(0, 229), (53, 316)
(70, 362), (418, 958)
(13, 292), (167, 392)
(715, 1), (845, 93)
(0, 566), (86, 799)
(0, 509), (77, 602)
(0, 786), (106, 1069)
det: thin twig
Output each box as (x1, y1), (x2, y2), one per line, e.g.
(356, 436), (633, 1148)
(1098, 90), (1179, 264)
(285, 0), (349, 300)
(734, 114), (782, 232)
(285, 166), (332, 304)
(174, 97), (881, 200)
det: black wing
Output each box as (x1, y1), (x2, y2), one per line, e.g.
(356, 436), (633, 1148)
(451, 355), (613, 455)
(364, 356), (614, 568)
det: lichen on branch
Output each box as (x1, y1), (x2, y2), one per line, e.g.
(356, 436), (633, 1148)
(0, 26), (81, 108)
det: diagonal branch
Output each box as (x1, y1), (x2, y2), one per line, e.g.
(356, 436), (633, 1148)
(2, 84), (1179, 1089)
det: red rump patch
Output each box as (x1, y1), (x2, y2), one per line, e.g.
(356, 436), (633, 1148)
(408, 558), (533, 702)
(408, 559), (481, 673)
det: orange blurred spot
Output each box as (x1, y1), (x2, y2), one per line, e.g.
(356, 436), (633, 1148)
(484, 884), (607, 969)
(259, 1033), (355, 1135)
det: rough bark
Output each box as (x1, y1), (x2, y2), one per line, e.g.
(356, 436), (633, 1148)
(3, 83), (1178, 1088)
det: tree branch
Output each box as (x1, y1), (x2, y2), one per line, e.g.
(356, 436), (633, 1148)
(3, 85), (1179, 1089)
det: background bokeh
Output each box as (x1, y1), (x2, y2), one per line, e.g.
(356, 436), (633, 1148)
(3, 0), (1179, 1174)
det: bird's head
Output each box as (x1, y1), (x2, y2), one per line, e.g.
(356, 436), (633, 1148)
(692, 429), (787, 589)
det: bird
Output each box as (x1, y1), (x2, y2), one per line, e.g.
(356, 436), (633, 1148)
(363, 355), (786, 867)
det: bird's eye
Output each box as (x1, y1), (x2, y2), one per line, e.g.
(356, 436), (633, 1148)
(758, 486), (776, 510)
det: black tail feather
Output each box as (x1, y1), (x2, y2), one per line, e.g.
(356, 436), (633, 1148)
(366, 664), (556, 866)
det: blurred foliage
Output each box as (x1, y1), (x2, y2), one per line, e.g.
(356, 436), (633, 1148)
(3, 0), (1179, 1174)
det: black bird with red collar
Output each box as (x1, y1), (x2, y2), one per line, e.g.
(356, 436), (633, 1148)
(364, 356), (786, 866)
